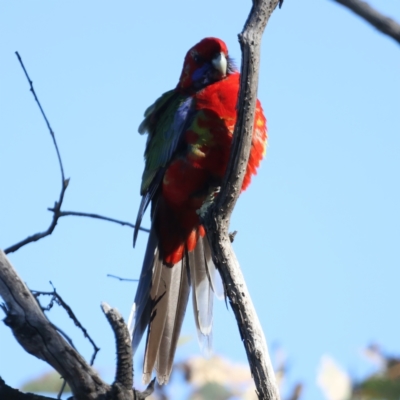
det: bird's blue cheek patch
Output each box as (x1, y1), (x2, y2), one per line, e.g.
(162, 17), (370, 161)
(191, 65), (210, 83)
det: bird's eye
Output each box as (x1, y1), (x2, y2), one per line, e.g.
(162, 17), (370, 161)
(190, 49), (203, 64)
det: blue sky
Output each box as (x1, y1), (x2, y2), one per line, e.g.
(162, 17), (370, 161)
(1, 1), (399, 399)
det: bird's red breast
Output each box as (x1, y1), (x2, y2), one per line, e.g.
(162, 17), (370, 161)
(158, 72), (267, 265)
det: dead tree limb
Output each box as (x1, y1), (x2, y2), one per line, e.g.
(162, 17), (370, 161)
(202, 1), (281, 399)
(101, 303), (133, 391)
(332, 0), (400, 45)
(0, 250), (108, 399)
(0, 250), (153, 400)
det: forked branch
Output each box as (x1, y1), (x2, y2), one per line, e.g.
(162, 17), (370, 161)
(0, 250), (153, 400)
(4, 53), (148, 255)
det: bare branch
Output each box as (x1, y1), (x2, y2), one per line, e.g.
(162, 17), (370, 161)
(99, 304), (155, 399)
(4, 53), (151, 255)
(0, 250), (109, 399)
(101, 303), (133, 390)
(202, 0), (281, 399)
(4, 206), (150, 254)
(33, 286), (100, 365)
(50, 209), (150, 233)
(4, 54), (69, 255)
(332, 0), (400, 45)
(3, 182), (68, 254)
(0, 250), (154, 400)
(107, 274), (138, 282)
(15, 52), (65, 183)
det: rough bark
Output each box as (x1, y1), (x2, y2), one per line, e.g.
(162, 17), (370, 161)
(0, 250), (109, 399)
(202, 1), (281, 399)
(101, 303), (133, 391)
(0, 250), (153, 400)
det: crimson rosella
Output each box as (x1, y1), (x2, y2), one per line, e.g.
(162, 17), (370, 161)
(129, 37), (267, 385)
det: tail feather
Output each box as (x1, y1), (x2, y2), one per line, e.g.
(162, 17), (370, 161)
(189, 238), (213, 334)
(142, 259), (177, 384)
(133, 193), (150, 247)
(133, 169), (165, 247)
(154, 258), (190, 384)
(131, 228), (159, 353)
(131, 230), (222, 384)
(189, 236), (215, 354)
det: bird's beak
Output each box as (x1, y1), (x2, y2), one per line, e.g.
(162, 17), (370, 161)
(212, 52), (227, 77)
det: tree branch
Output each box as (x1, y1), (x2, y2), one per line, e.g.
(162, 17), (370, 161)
(0, 250), (154, 400)
(0, 250), (108, 399)
(4, 54), (150, 256)
(15, 52), (65, 185)
(100, 303), (156, 400)
(49, 210), (150, 233)
(4, 53), (69, 255)
(202, 1), (281, 399)
(4, 207), (150, 254)
(332, 0), (400, 45)
(33, 286), (100, 365)
(101, 303), (133, 390)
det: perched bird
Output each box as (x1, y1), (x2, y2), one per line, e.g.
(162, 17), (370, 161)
(129, 37), (267, 385)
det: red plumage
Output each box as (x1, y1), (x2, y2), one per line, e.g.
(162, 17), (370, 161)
(159, 72), (267, 265)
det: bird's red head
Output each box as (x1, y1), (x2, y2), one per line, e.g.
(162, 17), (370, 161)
(177, 37), (235, 93)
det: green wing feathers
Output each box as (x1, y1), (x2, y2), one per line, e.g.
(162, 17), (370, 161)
(139, 90), (189, 195)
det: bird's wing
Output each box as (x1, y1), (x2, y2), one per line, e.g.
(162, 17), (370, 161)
(133, 92), (193, 246)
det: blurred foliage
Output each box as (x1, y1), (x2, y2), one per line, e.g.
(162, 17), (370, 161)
(351, 351), (400, 400)
(188, 382), (233, 400)
(149, 353), (300, 400)
(318, 344), (400, 400)
(21, 371), (70, 394)
(353, 376), (400, 400)
(20, 344), (399, 400)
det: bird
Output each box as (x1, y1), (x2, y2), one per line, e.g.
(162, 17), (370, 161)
(129, 37), (267, 385)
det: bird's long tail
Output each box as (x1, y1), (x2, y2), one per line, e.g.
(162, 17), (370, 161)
(129, 230), (223, 385)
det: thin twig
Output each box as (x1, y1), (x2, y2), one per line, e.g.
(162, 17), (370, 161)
(50, 323), (78, 351)
(107, 274), (138, 282)
(4, 53), (69, 255)
(57, 381), (67, 400)
(34, 284), (101, 399)
(15, 52), (65, 183)
(332, 0), (400, 45)
(32, 284), (100, 366)
(50, 209), (150, 233)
